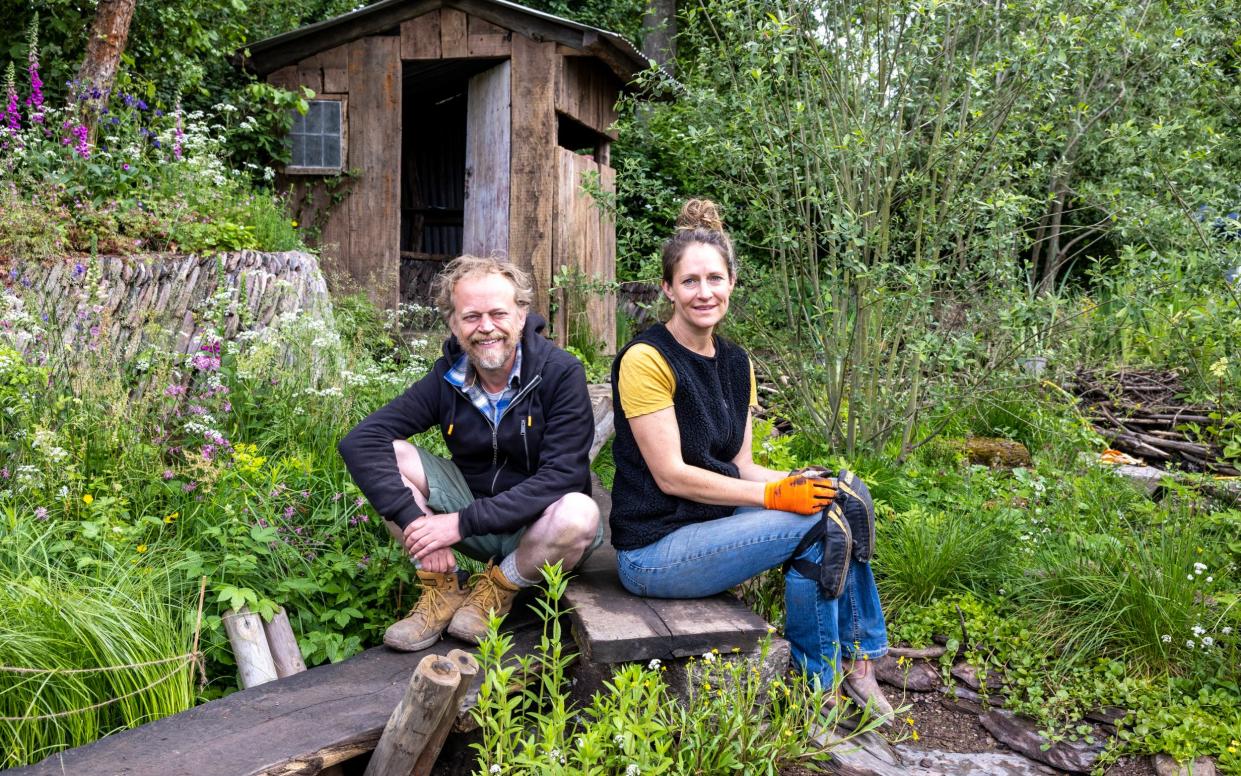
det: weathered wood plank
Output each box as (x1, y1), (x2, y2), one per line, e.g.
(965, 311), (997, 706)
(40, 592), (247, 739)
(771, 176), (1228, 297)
(556, 56), (620, 138)
(400, 10), (440, 60)
(565, 555), (773, 664)
(439, 8), (469, 58)
(347, 35), (401, 309)
(467, 14), (510, 57)
(509, 35), (557, 319)
(463, 61), (511, 259)
(296, 53), (324, 95)
(268, 65), (299, 91)
(10, 626), (543, 776)
(553, 149), (616, 353)
(320, 44), (349, 93)
(594, 162), (616, 353)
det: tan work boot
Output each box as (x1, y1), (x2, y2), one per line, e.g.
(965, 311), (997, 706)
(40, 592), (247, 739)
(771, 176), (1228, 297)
(384, 570), (469, 651)
(842, 658), (895, 726)
(447, 563), (520, 643)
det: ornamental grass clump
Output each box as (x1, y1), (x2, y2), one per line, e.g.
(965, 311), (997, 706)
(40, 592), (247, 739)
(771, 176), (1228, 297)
(0, 554), (196, 769)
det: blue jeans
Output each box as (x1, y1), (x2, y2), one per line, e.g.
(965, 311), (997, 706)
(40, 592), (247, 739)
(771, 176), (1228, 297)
(616, 507), (888, 689)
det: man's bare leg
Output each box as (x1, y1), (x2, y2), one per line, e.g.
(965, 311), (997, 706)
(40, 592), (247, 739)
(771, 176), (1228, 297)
(501, 492), (600, 586)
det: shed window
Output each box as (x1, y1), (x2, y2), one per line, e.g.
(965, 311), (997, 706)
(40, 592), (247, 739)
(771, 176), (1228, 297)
(287, 99), (343, 173)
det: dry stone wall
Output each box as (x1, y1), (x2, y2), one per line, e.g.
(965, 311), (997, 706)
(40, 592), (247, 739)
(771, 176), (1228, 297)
(5, 251), (331, 360)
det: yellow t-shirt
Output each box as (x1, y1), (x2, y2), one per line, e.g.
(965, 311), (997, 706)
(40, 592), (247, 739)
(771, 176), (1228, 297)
(618, 342), (758, 418)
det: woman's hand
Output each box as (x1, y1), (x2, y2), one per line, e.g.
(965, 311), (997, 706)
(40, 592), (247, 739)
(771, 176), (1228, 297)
(763, 474), (836, 515)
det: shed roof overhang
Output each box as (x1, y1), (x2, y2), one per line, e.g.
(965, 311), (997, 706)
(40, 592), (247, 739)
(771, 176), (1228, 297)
(240, 0), (651, 86)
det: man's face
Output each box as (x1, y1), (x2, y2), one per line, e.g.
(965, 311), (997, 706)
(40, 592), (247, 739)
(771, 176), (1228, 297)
(447, 272), (526, 373)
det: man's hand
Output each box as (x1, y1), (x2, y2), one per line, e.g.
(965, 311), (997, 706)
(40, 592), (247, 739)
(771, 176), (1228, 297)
(403, 512), (463, 561)
(417, 547), (457, 573)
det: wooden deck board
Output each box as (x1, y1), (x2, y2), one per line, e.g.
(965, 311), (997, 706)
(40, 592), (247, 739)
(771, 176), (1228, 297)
(10, 624), (541, 776)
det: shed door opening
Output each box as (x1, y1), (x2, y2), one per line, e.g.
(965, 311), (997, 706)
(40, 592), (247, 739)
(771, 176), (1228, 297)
(401, 58), (510, 306)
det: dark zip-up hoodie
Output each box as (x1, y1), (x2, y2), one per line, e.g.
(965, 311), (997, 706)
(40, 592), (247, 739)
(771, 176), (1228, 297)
(337, 313), (593, 537)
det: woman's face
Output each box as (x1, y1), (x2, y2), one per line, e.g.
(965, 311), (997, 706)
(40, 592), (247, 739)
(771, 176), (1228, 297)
(663, 242), (735, 334)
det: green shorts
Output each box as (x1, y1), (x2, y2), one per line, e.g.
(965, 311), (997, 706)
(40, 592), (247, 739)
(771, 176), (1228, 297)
(415, 447), (605, 565)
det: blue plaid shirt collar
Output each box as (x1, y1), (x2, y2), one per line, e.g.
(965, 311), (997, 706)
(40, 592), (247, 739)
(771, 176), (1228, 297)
(444, 344), (523, 424)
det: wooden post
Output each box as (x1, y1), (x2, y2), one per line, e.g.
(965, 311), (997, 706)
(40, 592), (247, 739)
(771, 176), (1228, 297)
(223, 607), (279, 688)
(264, 607), (307, 678)
(412, 649), (480, 776)
(363, 654), (462, 776)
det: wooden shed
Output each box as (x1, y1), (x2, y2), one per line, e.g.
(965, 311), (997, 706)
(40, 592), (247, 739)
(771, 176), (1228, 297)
(244, 0), (647, 352)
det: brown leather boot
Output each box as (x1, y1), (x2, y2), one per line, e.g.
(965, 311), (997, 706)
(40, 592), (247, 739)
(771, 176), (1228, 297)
(384, 570), (469, 651)
(447, 563), (520, 644)
(842, 657), (895, 726)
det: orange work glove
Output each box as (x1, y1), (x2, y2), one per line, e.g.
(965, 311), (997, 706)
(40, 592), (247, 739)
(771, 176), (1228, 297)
(763, 474), (836, 515)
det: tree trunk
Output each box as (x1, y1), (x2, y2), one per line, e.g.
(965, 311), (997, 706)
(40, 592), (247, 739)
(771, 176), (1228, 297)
(641, 0), (677, 77)
(76, 0), (137, 105)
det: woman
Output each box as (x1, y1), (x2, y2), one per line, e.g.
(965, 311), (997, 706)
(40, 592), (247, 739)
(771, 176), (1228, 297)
(609, 199), (892, 718)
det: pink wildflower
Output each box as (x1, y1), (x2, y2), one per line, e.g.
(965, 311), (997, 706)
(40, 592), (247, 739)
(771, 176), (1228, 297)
(34, 506), (48, 520)
(283, 506), (295, 519)
(25, 21), (43, 124)
(162, 469), (175, 479)
(71, 123), (89, 158)
(2, 63), (19, 138)
(173, 101), (184, 161)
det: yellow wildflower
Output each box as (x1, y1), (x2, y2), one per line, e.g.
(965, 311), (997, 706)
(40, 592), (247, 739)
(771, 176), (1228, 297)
(82, 494), (94, 505)
(164, 511), (179, 524)
(136, 544), (148, 553)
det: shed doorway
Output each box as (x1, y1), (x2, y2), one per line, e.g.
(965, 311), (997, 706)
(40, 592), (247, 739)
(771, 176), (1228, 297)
(400, 58), (511, 306)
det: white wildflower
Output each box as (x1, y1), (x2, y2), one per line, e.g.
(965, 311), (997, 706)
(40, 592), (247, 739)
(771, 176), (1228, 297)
(703, 652), (716, 663)
(613, 734), (625, 746)
(1186, 640), (1195, 649)
(489, 765), (501, 774)
(1194, 562), (1207, 574)
(1223, 627), (1233, 635)
(626, 766), (641, 776)
(1161, 634), (1172, 643)
(1192, 624), (1206, 637)
(1202, 637), (1214, 647)
(648, 659), (661, 671)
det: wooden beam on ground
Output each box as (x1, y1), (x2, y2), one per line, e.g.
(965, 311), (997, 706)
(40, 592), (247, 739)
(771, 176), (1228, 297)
(10, 626), (542, 776)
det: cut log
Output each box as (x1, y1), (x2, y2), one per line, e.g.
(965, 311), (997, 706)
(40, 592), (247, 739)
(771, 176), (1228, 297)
(364, 654), (462, 776)
(264, 607), (307, 678)
(412, 649), (479, 776)
(958, 437), (1032, 469)
(223, 607), (279, 688)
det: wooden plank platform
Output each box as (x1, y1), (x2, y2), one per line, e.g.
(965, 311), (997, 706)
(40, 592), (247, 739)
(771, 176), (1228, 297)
(9, 621), (542, 776)
(565, 476), (775, 665)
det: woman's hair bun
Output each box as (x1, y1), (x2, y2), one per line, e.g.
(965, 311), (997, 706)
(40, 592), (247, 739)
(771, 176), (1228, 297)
(676, 199), (724, 232)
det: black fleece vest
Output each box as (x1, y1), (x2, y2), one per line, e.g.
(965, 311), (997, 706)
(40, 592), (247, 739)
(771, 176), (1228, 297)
(609, 323), (752, 550)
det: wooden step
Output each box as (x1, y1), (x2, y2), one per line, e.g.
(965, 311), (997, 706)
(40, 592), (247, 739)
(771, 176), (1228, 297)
(9, 622), (542, 776)
(566, 481), (774, 664)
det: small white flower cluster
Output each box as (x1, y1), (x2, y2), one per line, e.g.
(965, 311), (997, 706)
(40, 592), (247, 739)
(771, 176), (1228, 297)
(647, 658), (661, 671)
(1188, 562), (1214, 583)
(31, 429), (69, 464)
(626, 764), (641, 776)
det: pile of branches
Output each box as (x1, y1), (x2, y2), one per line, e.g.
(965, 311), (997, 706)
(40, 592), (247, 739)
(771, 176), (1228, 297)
(1069, 368), (1239, 476)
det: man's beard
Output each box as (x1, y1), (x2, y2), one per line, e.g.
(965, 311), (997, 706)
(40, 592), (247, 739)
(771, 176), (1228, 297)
(467, 334), (516, 372)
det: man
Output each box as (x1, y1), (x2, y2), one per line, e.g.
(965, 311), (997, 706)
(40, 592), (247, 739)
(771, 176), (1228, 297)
(338, 255), (601, 650)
